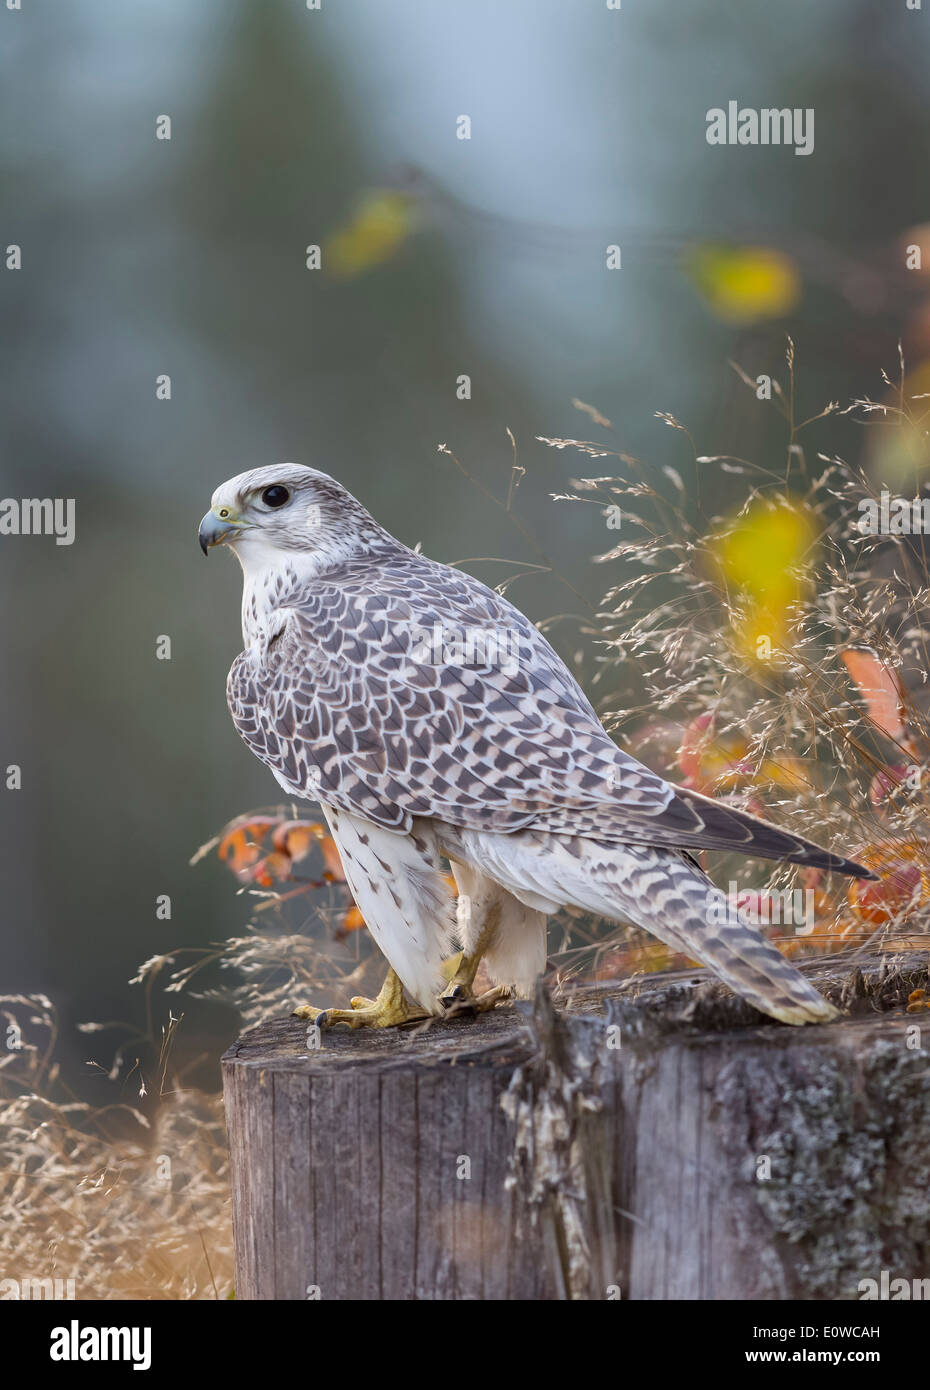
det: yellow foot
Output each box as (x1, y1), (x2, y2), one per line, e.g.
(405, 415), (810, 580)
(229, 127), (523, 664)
(438, 901), (506, 1016)
(293, 968), (428, 1030)
(439, 980), (510, 1017)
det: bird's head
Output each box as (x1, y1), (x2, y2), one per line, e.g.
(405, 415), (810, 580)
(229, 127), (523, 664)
(198, 464), (388, 575)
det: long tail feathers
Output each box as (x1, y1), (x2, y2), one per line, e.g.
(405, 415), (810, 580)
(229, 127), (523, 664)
(459, 828), (839, 1025)
(624, 857), (839, 1024)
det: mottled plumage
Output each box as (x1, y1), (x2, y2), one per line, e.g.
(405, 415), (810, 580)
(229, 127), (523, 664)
(201, 463), (873, 1026)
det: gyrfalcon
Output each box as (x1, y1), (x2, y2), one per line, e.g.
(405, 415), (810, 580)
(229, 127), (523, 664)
(199, 464), (873, 1027)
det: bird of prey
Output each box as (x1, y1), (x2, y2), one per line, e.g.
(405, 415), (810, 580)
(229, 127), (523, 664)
(199, 464), (873, 1028)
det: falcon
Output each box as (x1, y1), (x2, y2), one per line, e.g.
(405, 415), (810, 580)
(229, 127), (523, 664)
(199, 464), (873, 1028)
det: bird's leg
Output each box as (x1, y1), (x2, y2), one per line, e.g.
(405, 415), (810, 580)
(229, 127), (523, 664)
(440, 899), (509, 1014)
(293, 967), (430, 1029)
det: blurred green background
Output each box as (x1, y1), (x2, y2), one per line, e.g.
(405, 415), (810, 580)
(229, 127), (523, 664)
(1, 0), (928, 1086)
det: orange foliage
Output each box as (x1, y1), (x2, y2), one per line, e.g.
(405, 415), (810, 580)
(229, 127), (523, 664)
(847, 842), (930, 925)
(216, 814), (353, 929)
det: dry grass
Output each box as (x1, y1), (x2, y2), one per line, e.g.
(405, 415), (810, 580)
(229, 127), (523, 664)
(0, 996), (233, 1299)
(540, 344), (930, 979)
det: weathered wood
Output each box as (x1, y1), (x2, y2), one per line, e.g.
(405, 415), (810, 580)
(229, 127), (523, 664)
(222, 951), (930, 1300)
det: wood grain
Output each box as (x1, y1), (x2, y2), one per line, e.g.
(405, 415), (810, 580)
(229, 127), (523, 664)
(223, 951), (930, 1300)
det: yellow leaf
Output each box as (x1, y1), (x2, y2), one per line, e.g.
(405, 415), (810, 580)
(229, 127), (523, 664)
(325, 191), (418, 279)
(688, 244), (801, 323)
(713, 501), (815, 659)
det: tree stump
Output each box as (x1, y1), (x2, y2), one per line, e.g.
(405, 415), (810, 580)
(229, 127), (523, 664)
(222, 951), (930, 1300)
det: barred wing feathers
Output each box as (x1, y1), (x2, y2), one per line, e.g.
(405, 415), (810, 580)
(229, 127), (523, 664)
(227, 550), (872, 880)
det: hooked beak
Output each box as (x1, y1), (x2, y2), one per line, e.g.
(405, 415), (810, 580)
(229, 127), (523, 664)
(199, 510), (243, 555)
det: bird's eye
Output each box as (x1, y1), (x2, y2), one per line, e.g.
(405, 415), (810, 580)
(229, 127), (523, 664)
(261, 485), (290, 509)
